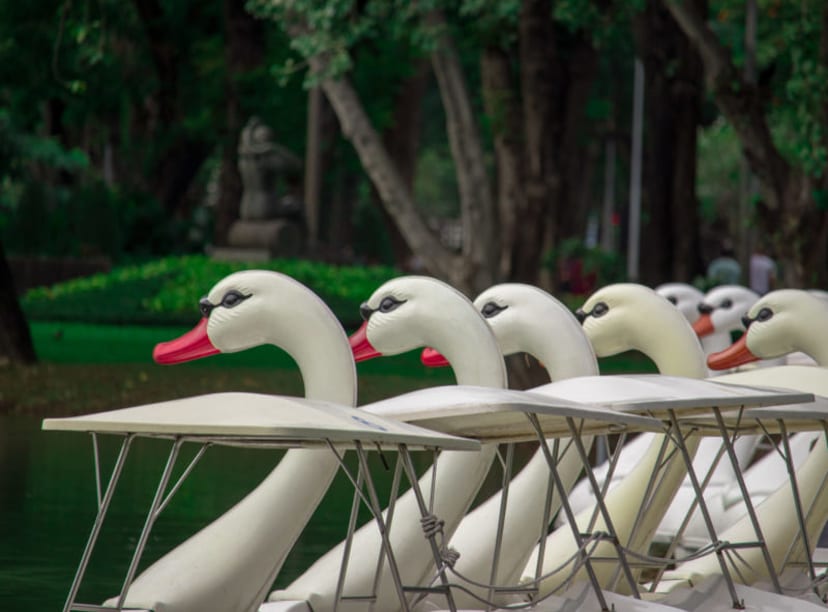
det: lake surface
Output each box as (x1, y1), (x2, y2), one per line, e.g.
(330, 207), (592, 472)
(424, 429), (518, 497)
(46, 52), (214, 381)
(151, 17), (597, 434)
(0, 415), (448, 611)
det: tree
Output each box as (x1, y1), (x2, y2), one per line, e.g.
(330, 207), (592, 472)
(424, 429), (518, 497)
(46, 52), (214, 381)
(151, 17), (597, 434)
(663, 0), (828, 287)
(634, 0), (706, 284)
(0, 241), (36, 364)
(252, 0), (614, 294)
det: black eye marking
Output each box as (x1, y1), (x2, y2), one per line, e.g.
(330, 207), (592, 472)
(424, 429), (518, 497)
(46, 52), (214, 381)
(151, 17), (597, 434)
(200, 290), (251, 318)
(591, 302), (609, 318)
(742, 307), (773, 329)
(757, 307), (773, 321)
(379, 296), (406, 313)
(575, 301), (609, 324)
(361, 296), (407, 321)
(481, 301), (508, 318)
(221, 290), (251, 309)
(720, 298), (733, 309)
(666, 295), (678, 305)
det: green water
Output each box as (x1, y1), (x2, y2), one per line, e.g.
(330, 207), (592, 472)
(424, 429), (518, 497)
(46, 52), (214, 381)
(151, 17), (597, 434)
(0, 415), (423, 611)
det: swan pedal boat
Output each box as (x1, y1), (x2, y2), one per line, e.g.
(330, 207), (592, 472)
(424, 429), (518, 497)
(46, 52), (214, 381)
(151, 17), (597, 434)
(354, 375), (814, 612)
(46, 384), (660, 612)
(48, 377), (815, 612)
(44, 391), (481, 612)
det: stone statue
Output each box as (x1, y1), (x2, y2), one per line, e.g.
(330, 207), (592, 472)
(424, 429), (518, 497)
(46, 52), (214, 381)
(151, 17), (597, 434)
(237, 117), (302, 221)
(217, 117), (305, 260)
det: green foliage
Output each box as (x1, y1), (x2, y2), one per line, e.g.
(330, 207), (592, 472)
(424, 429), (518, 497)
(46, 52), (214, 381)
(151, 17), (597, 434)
(711, 0), (828, 177)
(543, 238), (625, 291)
(697, 117), (742, 222)
(23, 255), (399, 326)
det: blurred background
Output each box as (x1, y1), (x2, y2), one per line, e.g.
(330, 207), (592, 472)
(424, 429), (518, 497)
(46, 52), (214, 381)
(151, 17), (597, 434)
(1, 0), (827, 609)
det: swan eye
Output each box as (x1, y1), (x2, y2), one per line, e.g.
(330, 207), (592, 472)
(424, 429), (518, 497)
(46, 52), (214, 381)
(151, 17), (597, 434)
(720, 299), (733, 309)
(199, 297), (214, 317)
(481, 301), (508, 318)
(756, 307), (773, 322)
(379, 296), (406, 313)
(666, 295), (678, 305)
(591, 302), (609, 318)
(742, 307), (774, 329)
(220, 290), (251, 309)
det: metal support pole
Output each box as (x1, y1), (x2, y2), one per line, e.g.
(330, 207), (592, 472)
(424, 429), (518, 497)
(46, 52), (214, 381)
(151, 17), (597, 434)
(487, 443), (515, 607)
(355, 442), (412, 612)
(667, 412), (743, 609)
(566, 418), (640, 598)
(526, 414), (610, 612)
(115, 438), (183, 609)
(533, 439), (559, 584)
(398, 444), (458, 612)
(63, 435), (134, 612)
(713, 409), (781, 593)
(333, 466), (365, 612)
(779, 421), (818, 587)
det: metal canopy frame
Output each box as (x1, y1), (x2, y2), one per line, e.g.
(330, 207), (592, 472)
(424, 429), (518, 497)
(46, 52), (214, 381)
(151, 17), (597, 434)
(61, 432), (460, 612)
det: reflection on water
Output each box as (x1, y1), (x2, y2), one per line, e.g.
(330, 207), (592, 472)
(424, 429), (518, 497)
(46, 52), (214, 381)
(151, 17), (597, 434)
(0, 415), (445, 611)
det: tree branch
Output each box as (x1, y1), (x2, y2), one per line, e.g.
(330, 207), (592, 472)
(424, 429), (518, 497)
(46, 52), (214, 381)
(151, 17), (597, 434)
(662, 0), (791, 207)
(311, 56), (459, 280)
(428, 11), (498, 290)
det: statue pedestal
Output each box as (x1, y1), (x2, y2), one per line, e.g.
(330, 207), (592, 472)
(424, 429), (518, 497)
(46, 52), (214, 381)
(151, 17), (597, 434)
(212, 219), (304, 261)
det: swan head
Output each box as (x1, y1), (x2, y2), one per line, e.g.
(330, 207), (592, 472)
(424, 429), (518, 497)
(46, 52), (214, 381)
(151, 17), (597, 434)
(350, 275), (506, 386)
(655, 283), (704, 324)
(153, 270), (344, 362)
(420, 283), (597, 378)
(576, 283), (705, 376)
(692, 285), (758, 337)
(708, 289), (828, 369)
(351, 276), (480, 360)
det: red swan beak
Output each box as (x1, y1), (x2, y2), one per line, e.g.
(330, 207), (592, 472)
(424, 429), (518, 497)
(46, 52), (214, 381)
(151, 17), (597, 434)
(153, 318), (220, 364)
(707, 335), (759, 370)
(349, 322), (381, 362)
(692, 313), (715, 337)
(421, 347), (450, 368)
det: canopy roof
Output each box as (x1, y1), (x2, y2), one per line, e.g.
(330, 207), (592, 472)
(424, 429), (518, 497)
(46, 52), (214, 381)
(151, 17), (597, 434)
(362, 385), (663, 442)
(42, 392), (481, 451)
(531, 374), (814, 420)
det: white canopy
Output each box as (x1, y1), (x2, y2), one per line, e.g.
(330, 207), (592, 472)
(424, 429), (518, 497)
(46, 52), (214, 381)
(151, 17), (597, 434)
(42, 392), (481, 451)
(531, 374), (814, 420)
(362, 385), (663, 442)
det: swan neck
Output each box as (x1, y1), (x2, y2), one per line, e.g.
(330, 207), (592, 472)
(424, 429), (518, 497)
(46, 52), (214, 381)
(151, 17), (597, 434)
(437, 318), (507, 388)
(282, 313), (357, 406)
(525, 326), (598, 381)
(634, 318), (706, 378)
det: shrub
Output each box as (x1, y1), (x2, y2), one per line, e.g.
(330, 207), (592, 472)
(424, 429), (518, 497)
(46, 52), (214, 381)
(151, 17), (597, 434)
(23, 255), (399, 326)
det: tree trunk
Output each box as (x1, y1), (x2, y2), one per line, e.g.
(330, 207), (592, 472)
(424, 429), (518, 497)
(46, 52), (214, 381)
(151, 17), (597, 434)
(662, 0), (828, 287)
(552, 31), (600, 260)
(635, 0), (704, 285)
(428, 11), (498, 293)
(131, 0), (210, 218)
(514, 0), (557, 284)
(480, 45), (525, 279)
(376, 58), (431, 269)
(214, 0), (265, 245)
(312, 55), (467, 287)
(311, 14), (498, 295)
(0, 242), (36, 364)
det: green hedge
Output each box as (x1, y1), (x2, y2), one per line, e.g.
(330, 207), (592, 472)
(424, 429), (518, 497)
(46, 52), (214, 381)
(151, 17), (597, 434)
(23, 256), (399, 326)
